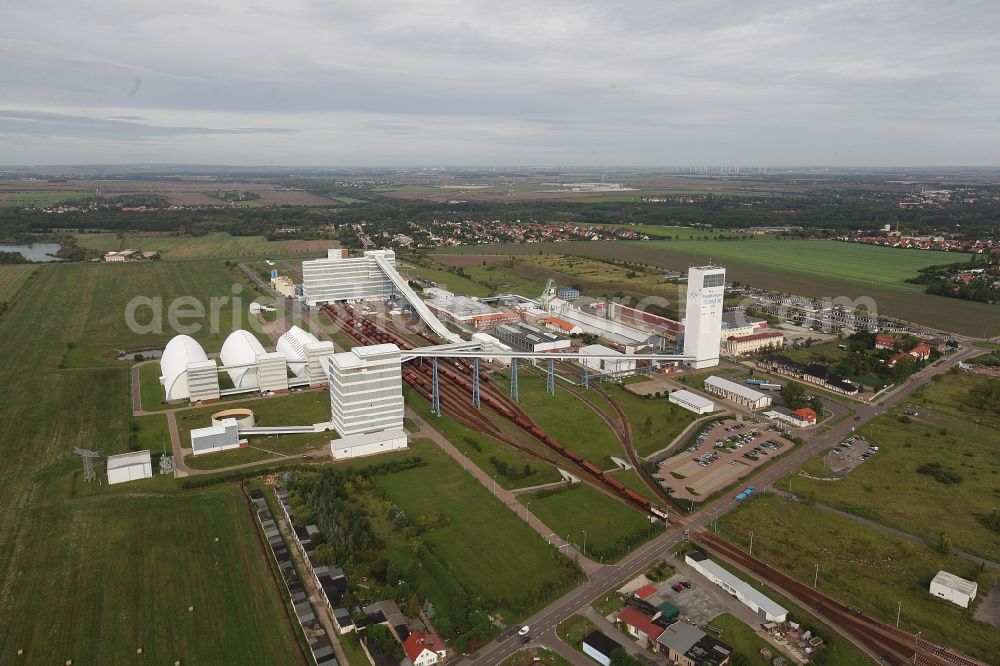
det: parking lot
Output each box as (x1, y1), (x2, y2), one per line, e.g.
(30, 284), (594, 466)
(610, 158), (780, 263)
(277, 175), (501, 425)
(658, 573), (728, 625)
(656, 419), (795, 502)
(823, 434), (879, 475)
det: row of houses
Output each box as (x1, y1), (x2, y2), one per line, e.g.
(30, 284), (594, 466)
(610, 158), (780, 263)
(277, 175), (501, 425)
(274, 486), (449, 666)
(250, 489), (341, 666)
(757, 356), (860, 395)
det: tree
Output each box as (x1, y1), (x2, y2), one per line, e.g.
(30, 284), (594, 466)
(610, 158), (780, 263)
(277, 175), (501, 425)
(640, 416), (653, 437)
(984, 508), (1000, 533)
(937, 532), (953, 556)
(781, 381), (807, 410)
(610, 648), (644, 666)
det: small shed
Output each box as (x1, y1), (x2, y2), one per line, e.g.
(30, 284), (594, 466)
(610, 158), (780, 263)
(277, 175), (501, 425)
(929, 571), (978, 608)
(658, 600), (680, 621)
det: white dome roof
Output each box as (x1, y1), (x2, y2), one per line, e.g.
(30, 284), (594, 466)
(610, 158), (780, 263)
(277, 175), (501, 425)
(160, 335), (209, 401)
(277, 325), (320, 378)
(220, 330), (267, 389)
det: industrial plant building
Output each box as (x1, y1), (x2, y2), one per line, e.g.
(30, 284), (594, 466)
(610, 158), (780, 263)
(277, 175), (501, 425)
(720, 311), (767, 339)
(704, 375), (772, 410)
(494, 322), (572, 353)
(277, 325), (335, 384)
(326, 344), (407, 459)
(160, 335), (220, 402)
(683, 266), (726, 368)
(190, 417), (242, 455)
(106, 450), (153, 485)
(425, 296), (520, 331)
(301, 249), (397, 305)
(668, 389), (716, 414)
(579, 344), (638, 377)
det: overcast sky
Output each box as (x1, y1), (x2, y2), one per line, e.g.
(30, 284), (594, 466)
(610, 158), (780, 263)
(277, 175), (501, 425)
(2, 0), (999, 166)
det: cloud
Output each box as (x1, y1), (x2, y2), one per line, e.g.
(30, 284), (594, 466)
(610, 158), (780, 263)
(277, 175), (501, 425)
(0, 0), (998, 164)
(0, 110), (294, 139)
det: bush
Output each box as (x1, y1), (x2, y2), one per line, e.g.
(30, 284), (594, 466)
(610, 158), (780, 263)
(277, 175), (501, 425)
(916, 462), (963, 484)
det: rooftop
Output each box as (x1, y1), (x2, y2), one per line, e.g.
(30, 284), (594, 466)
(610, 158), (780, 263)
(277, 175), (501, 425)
(106, 450), (152, 470)
(618, 607), (665, 640)
(582, 631), (620, 657)
(932, 571), (978, 596)
(425, 295), (498, 318)
(705, 375), (769, 402)
(656, 621), (705, 654)
(669, 389), (715, 410)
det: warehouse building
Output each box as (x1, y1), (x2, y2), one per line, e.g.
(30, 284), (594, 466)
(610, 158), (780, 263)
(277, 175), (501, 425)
(579, 344), (638, 377)
(686, 551), (787, 622)
(302, 248), (397, 305)
(725, 331), (784, 356)
(271, 275), (297, 298)
(582, 631), (622, 666)
(547, 299), (663, 350)
(683, 266), (726, 368)
(929, 571), (977, 608)
(669, 389), (716, 414)
(106, 450), (153, 485)
(494, 322), (572, 353)
(704, 375), (772, 410)
(720, 311), (767, 339)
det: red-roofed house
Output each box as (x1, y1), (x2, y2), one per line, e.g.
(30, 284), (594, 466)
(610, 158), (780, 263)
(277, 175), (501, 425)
(875, 334), (897, 350)
(909, 343), (932, 361)
(545, 316), (583, 335)
(791, 407), (817, 425)
(617, 607), (665, 646)
(634, 583), (657, 600)
(403, 632), (447, 666)
(888, 352), (910, 367)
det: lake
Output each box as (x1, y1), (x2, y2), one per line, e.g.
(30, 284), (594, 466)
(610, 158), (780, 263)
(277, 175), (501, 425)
(0, 243), (63, 262)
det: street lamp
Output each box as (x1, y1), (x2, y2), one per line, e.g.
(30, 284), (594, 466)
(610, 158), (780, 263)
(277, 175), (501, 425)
(748, 530), (754, 557)
(896, 601), (902, 628)
(525, 501), (531, 521)
(492, 475), (497, 496)
(814, 563), (819, 588)
(912, 631), (922, 665)
(582, 529), (588, 555)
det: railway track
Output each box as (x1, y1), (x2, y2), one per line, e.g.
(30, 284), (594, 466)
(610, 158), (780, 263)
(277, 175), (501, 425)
(697, 532), (988, 666)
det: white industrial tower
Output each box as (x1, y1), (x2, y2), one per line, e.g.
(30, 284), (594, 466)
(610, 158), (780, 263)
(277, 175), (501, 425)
(683, 265), (726, 368)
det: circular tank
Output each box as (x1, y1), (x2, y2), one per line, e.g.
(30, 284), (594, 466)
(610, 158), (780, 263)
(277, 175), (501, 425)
(211, 408), (256, 428)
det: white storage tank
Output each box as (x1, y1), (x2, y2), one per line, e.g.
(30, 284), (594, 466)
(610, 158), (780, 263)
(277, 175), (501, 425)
(160, 335), (209, 401)
(220, 330), (267, 389)
(277, 325), (321, 378)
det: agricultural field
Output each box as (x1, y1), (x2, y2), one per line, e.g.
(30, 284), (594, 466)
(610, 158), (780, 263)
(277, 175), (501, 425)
(0, 262), (303, 662)
(375, 440), (581, 615)
(0, 190), (84, 207)
(784, 371), (1000, 559)
(435, 239), (994, 335)
(517, 484), (662, 563)
(717, 495), (1000, 662)
(0, 264), (35, 300)
(397, 259), (495, 297)
(73, 231), (336, 260)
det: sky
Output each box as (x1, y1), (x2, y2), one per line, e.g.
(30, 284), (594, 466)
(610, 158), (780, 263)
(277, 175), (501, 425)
(2, 0), (999, 166)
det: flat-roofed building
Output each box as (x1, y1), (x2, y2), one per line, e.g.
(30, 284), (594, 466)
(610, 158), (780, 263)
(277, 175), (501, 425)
(425, 296), (519, 331)
(579, 344), (637, 377)
(494, 322), (572, 353)
(669, 389), (716, 414)
(683, 266), (726, 368)
(327, 344), (404, 437)
(726, 331), (784, 356)
(704, 375), (772, 410)
(106, 450), (153, 485)
(686, 551), (787, 622)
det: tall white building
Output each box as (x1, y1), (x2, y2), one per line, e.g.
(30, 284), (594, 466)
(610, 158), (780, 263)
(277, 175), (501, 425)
(302, 249), (397, 306)
(683, 266), (726, 368)
(327, 344), (404, 437)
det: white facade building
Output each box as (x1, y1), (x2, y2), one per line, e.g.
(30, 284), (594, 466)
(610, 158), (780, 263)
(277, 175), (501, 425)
(683, 266), (726, 368)
(929, 571), (977, 608)
(106, 450), (153, 485)
(669, 389), (716, 414)
(579, 344), (637, 377)
(191, 418), (242, 455)
(704, 375), (772, 410)
(302, 249), (397, 306)
(686, 552), (787, 622)
(256, 351), (291, 392)
(327, 344), (405, 437)
(277, 325), (322, 378)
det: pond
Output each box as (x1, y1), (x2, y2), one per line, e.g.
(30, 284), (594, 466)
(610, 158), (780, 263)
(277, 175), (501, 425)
(0, 243), (63, 262)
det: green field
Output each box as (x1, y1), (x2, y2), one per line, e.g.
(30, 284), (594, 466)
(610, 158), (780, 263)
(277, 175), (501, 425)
(517, 484), (661, 562)
(435, 239), (995, 335)
(784, 371), (1000, 558)
(0, 190), (84, 207)
(403, 386), (562, 490)
(706, 613), (790, 666)
(397, 259), (495, 297)
(0, 264), (36, 300)
(717, 495), (1000, 662)
(375, 440), (579, 611)
(0, 261), (302, 662)
(74, 231), (327, 260)
(494, 373), (622, 467)
(601, 383), (698, 457)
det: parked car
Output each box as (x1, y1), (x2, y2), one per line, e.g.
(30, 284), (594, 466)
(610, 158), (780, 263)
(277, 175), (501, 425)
(518, 626), (530, 636)
(681, 581), (691, 589)
(672, 583), (685, 592)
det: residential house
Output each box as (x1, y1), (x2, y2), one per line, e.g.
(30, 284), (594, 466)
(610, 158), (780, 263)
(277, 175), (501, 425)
(403, 631), (447, 666)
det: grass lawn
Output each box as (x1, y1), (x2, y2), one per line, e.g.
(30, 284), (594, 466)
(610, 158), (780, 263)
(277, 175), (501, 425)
(607, 469), (660, 504)
(435, 239), (994, 335)
(396, 259), (494, 297)
(717, 495), (1000, 662)
(493, 373), (622, 468)
(783, 371), (1000, 559)
(0, 261), (304, 660)
(0, 190), (84, 207)
(403, 387), (562, 490)
(517, 484), (661, 563)
(972, 340), (1000, 350)
(375, 440), (579, 613)
(706, 613), (791, 666)
(603, 383), (698, 457)
(500, 647), (572, 666)
(556, 614), (599, 648)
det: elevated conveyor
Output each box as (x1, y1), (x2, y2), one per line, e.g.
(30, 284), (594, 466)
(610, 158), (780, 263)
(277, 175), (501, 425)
(371, 253), (462, 343)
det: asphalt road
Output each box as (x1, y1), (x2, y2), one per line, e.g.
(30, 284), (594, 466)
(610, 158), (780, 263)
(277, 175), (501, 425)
(463, 342), (983, 665)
